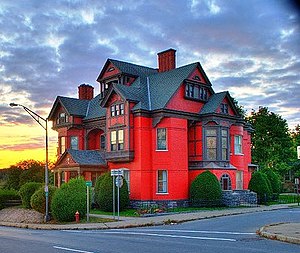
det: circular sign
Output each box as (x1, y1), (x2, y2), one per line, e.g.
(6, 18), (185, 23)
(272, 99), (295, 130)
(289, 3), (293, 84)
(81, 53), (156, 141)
(115, 176), (123, 188)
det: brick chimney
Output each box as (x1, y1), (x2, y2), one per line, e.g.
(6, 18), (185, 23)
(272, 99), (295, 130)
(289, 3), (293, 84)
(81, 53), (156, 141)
(78, 84), (94, 100)
(157, 48), (176, 72)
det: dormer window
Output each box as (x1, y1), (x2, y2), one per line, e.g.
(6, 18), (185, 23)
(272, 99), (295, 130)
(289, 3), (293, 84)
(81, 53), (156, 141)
(57, 112), (68, 124)
(185, 83), (208, 101)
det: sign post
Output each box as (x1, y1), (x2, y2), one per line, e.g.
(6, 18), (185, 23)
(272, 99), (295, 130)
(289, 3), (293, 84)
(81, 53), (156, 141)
(86, 181), (92, 222)
(111, 169), (124, 220)
(297, 146), (300, 160)
(295, 178), (299, 206)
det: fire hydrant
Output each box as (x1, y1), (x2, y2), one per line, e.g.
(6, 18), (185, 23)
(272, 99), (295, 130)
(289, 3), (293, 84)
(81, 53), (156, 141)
(75, 211), (80, 223)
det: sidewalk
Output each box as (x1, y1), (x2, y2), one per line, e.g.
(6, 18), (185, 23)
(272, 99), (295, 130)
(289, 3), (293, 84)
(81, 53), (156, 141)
(0, 204), (299, 244)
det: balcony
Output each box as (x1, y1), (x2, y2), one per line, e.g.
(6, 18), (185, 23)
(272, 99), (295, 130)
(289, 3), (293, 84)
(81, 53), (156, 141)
(105, 150), (134, 162)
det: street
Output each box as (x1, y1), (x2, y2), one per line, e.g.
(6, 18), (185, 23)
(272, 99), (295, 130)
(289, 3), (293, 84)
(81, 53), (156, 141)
(0, 208), (299, 253)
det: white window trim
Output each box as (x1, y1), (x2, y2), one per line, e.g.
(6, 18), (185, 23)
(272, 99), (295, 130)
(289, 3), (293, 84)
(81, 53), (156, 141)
(234, 135), (243, 155)
(156, 128), (168, 151)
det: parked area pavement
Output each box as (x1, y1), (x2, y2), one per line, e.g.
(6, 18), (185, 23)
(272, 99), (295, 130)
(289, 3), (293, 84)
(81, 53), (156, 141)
(0, 204), (299, 245)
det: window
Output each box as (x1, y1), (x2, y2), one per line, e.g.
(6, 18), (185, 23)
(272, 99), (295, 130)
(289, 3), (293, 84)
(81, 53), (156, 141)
(220, 174), (232, 190)
(70, 136), (78, 150)
(221, 103), (229, 114)
(157, 170), (168, 193)
(157, 128), (167, 150)
(57, 112), (68, 124)
(110, 104), (125, 117)
(100, 134), (106, 150)
(118, 130), (124, 150)
(185, 83), (208, 101)
(205, 127), (229, 161)
(206, 129), (217, 160)
(59, 137), (66, 155)
(236, 171), (243, 190)
(234, 135), (243, 154)
(221, 130), (228, 160)
(123, 170), (130, 193)
(110, 130), (124, 151)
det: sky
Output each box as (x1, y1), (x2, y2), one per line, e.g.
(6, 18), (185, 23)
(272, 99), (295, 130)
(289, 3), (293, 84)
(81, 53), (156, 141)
(0, 0), (299, 169)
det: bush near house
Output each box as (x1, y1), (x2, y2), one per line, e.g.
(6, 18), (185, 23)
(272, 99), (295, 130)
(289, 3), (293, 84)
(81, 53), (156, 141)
(94, 172), (129, 212)
(0, 189), (21, 210)
(190, 171), (222, 207)
(19, 182), (42, 209)
(263, 169), (281, 199)
(30, 185), (56, 214)
(51, 178), (87, 222)
(248, 171), (272, 203)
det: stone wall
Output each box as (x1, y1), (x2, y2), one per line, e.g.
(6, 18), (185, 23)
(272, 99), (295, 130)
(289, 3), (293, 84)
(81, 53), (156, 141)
(222, 190), (257, 207)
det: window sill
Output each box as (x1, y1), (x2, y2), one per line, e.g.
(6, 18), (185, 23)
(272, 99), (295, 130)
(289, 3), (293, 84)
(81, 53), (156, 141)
(156, 149), (168, 152)
(156, 192), (169, 195)
(233, 153), (244, 156)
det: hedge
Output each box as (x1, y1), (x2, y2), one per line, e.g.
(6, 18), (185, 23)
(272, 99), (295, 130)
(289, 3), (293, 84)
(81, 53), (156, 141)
(19, 182), (42, 208)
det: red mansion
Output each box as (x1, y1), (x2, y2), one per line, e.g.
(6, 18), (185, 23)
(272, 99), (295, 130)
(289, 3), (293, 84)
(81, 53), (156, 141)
(49, 49), (256, 207)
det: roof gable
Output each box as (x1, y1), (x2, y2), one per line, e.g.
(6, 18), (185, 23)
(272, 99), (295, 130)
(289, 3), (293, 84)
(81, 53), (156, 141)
(48, 96), (89, 120)
(55, 149), (107, 168)
(199, 91), (240, 116)
(97, 59), (157, 81)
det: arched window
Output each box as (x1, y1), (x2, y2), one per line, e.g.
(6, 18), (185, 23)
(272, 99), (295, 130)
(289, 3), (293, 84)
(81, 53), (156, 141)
(220, 174), (232, 190)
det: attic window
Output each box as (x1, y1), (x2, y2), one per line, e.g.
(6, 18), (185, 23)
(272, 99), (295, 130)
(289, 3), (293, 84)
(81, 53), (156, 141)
(193, 75), (200, 81)
(185, 83), (208, 101)
(221, 103), (229, 114)
(57, 113), (68, 125)
(107, 67), (115, 72)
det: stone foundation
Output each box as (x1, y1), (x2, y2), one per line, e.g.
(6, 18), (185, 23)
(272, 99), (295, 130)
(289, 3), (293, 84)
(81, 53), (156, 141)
(222, 190), (257, 207)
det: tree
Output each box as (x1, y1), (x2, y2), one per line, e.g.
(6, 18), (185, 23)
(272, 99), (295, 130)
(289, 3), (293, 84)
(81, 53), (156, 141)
(246, 107), (294, 176)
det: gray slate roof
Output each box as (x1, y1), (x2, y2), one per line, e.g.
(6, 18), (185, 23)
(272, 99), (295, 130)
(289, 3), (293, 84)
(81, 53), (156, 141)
(68, 149), (106, 165)
(84, 94), (106, 120)
(199, 91), (228, 115)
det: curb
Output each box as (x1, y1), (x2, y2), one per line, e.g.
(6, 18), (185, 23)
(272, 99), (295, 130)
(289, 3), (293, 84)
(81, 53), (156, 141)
(0, 204), (297, 231)
(257, 223), (300, 245)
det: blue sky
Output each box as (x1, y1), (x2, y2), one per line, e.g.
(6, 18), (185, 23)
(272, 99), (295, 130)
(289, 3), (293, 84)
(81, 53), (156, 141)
(0, 0), (299, 167)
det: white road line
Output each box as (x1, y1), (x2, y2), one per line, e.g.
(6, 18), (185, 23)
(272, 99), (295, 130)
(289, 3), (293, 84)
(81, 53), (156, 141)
(121, 229), (256, 235)
(102, 231), (236, 242)
(53, 246), (95, 253)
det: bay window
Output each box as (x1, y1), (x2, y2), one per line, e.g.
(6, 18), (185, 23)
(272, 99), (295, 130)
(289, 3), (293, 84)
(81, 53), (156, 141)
(205, 127), (229, 161)
(110, 129), (124, 151)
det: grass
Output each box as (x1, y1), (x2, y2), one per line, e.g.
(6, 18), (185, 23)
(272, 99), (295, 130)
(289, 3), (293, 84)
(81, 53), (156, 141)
(90, 208), (139, 217)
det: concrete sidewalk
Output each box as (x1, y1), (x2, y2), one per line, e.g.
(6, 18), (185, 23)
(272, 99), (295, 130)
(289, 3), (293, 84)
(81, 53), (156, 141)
(0, 204), (299, 245)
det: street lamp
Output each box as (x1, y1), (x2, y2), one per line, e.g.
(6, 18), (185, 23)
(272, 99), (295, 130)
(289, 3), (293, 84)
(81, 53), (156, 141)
(9, 103), (50, 222)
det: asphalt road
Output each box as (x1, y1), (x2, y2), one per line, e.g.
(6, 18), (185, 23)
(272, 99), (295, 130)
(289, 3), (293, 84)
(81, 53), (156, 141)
(0, 208), (299, 253)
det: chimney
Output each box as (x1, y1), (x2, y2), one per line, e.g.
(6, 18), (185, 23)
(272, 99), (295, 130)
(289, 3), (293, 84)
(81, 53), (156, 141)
(157, 48), (176, 72)
(78, 84), (94, 100)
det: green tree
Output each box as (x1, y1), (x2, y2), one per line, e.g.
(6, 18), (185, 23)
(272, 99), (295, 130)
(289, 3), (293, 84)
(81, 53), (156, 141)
(3, 167), (22, 190)
(246, 107), (294, 176)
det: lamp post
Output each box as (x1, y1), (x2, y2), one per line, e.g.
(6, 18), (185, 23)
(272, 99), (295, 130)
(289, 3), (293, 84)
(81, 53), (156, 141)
(9, 103), (50, 222)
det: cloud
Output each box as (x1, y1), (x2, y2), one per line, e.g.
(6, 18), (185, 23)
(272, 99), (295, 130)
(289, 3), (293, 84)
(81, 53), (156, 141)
(0, 0), (299, 131)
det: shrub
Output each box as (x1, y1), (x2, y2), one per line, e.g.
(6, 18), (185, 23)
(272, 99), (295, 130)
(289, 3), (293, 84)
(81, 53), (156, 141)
(94, 172), (129, 212)
(190, 171), (222, 207)
(30, 185), (56, 214)
(248, 171), (272, 203)
(19, 182), (42, 208)
(263, 169), (281, 197)
(51, 178), (87, 222)
(0, 189), (20, 210)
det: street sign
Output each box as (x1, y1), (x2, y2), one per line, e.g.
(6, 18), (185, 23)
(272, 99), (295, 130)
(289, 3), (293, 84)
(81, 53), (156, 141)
(86, 181), (92, 187)
(115, 176), (123, 188)
(297, 146), (300, 159)
(111, 169), (124, 177)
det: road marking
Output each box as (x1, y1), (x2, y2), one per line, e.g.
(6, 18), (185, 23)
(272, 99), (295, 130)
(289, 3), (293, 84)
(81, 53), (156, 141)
(125, 229), (256, 235)
(53, 246), (95, 253)
(102, 231), (236, 242)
